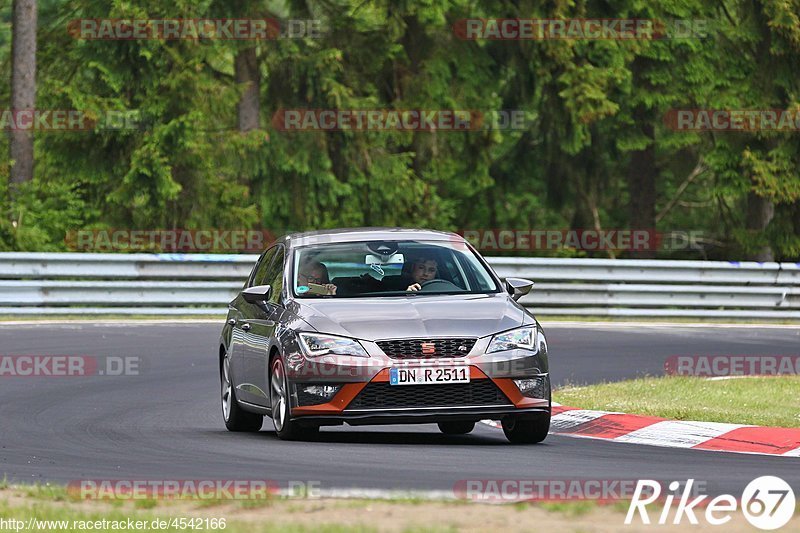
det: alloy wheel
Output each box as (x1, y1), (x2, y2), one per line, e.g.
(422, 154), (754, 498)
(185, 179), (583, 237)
(271, 359), (288, 431)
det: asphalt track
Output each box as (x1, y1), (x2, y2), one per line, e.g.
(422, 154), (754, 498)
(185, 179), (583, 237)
(0, 322), (798, 496)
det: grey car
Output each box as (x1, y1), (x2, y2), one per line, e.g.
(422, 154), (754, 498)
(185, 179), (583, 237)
(218, 228), (550, 443)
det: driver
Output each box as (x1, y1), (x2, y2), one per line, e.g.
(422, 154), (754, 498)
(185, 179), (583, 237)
(406, 256), (439, 292)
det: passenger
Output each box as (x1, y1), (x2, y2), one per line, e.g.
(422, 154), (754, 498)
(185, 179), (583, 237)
(298, 260), (337, 295)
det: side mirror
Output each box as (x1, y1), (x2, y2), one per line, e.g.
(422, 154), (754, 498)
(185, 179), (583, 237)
(505, 278), (534, 301)
(243, 284), (272, 305)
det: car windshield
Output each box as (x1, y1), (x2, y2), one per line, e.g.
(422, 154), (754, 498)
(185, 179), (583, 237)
(291, 239), (500, 298)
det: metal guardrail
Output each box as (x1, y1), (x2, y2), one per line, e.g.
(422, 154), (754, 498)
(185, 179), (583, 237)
(0, 253), (798, 318)
(0, 252), (257, 279)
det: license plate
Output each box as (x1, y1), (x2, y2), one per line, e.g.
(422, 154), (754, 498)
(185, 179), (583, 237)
(389, 366), (470, 385)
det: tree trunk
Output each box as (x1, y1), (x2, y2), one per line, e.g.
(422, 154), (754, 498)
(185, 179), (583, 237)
(235, 47), (260, 132)
(627, 54), (657, 259)
(745, 191), (774, 261)
(627, 111), (657, 259)
(9, 0), (37, 192)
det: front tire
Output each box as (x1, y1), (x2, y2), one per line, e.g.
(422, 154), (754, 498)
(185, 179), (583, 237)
(270, 357), (319, 441)
(502, 413), (550, 444)
(437, 421), (475, 435)
(221, 350), (263, 432)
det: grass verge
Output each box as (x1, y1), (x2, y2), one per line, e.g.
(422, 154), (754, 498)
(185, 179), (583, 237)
(554, 376), (800, 427)
(0, 486), (766, 532)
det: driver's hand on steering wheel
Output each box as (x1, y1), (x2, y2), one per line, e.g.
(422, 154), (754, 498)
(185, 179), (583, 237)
(407, 283), (421, 292)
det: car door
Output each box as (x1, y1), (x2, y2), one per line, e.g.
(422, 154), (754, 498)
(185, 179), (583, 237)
(240, 244), (286, 407)
(230, 246), (277, 405)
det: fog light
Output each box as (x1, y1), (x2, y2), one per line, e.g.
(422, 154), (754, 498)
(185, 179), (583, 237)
(513, 377), (548, 399)
(304, 385), (340, 398)
(295, 384), (342, 406)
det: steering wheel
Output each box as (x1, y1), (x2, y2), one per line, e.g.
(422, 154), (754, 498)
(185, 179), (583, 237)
(418, 279), (461, 292)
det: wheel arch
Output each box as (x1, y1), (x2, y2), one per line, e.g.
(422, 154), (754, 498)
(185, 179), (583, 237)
(266, 345), (282, 403)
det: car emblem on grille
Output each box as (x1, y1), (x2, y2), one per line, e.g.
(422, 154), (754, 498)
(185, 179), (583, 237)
(420, 342), (435, 354)
(458, 345), (468, 352)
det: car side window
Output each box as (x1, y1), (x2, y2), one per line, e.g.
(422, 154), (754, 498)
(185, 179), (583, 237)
(250, 247), (278, 288)
(263, 246), (285, 304)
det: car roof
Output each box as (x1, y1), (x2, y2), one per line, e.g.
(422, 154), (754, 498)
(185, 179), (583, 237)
(283, 227), (464, 248)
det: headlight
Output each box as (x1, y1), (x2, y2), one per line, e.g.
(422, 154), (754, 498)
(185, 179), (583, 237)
(298, 333), (368, 358)
(487, 325), (537, 354)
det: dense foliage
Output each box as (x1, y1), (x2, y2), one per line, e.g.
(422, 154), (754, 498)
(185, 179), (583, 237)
(1, 0), (799, 259)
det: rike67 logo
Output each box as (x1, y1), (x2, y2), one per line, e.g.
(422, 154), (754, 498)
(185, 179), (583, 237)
(626, 476), (796, 530)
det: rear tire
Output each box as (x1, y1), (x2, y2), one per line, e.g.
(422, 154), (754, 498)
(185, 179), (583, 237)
(502, 413), (550, 444)
(437, 421), (475, 435)
(221, 350), (263, 432)
(270, 357), (319, 441)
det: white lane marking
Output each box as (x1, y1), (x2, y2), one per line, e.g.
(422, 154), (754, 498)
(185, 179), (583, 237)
(276, 488), (458, 500)
(615, 420), (746, 448)
(543, 321), (800, 329)
(550, 409), (614, 431)
(783, 447), (800, 457)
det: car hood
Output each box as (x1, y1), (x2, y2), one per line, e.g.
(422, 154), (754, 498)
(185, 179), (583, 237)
(294, 293), (528, 340)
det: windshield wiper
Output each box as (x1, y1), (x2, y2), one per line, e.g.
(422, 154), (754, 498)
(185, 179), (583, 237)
(360, 290), (422, 297)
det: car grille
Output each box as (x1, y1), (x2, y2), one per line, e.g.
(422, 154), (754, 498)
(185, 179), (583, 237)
(346, 380), (511, 410)
(376, 338), (477, 359)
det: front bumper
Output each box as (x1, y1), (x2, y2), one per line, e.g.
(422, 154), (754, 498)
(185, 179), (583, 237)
(285, 332), (550, 423)
(289, 366), (550, 421)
